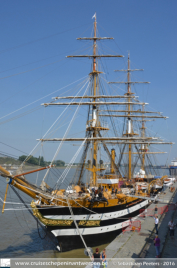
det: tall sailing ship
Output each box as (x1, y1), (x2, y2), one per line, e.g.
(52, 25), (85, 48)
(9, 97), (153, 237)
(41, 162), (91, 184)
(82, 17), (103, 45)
(0, 15), (173, 252)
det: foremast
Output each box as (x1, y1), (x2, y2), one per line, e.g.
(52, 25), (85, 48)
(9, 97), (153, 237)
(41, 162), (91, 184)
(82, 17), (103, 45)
(91, 14), (98, 185)
(66, 13), (124, 186)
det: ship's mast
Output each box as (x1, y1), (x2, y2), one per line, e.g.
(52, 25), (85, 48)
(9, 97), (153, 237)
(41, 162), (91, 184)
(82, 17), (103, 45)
(109, 55), (150, 180)
(92, 14), (98, 185)
(64, 13), (124, 186)
(41, 18), (172, 186)
(0, 17), (174, 211)
(141, 104), (146, 170)
(127, 54), (132, 180)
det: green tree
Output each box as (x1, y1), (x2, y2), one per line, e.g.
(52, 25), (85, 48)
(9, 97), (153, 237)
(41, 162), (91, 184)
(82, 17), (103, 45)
(54, 160), (65, 167)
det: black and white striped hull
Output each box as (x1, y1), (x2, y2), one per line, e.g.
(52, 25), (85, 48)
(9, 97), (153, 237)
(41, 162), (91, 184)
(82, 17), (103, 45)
(39, 199), (148, 251)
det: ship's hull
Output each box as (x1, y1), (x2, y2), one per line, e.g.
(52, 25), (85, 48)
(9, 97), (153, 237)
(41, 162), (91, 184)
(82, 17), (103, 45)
(38, 199), (148, 251)
(51, 228), (122, 252)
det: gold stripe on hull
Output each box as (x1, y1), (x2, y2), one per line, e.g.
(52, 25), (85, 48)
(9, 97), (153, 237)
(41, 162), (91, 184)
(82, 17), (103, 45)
(31, 201), (73, 226)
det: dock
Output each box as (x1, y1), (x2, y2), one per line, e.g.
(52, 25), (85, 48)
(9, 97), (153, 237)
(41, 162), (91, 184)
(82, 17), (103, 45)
(103, 181), (177, 266)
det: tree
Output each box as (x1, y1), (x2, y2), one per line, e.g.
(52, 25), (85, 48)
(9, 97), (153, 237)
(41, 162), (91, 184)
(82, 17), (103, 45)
(18, 155), (65, 167)
(39, 156), (45, 166)
(53, 160), (65, 167)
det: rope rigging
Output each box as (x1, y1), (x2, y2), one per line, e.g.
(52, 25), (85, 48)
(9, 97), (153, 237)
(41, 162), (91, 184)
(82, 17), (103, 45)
(97, 130), (122, 177)
(66, 197), (92, 259)
(72, 138), (91, 186)
(99, 77), (127, 175)
(10, 185), (58, 246)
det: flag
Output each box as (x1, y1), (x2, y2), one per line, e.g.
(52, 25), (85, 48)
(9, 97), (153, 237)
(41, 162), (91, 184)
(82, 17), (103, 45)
(92, 13), (96, 19)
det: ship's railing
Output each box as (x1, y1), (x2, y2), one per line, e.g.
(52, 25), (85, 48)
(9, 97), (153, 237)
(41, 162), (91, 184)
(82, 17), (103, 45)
(122, 220), (141, 233)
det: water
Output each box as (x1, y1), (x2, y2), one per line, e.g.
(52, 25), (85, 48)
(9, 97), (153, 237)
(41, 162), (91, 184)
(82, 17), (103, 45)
(0, 168), (108, 258)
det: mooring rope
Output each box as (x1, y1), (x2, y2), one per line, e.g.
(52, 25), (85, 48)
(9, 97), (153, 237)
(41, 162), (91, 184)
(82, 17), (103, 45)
(10, 185), (57, 246)
(66, 197), (92, 259)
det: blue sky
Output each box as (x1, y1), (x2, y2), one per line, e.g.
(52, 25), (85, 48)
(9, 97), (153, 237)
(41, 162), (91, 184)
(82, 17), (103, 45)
(0, 0), (176, 165)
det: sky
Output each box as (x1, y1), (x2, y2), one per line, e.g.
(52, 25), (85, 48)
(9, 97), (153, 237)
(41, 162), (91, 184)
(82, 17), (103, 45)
(0, 0), (177, 165)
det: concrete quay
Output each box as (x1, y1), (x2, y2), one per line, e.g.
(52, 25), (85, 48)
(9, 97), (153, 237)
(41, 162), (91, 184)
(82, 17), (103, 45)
(105, 181), (177, 267)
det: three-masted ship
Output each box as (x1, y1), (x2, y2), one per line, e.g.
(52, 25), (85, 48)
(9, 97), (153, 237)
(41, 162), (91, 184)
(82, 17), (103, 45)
(0, 15), (173, 252)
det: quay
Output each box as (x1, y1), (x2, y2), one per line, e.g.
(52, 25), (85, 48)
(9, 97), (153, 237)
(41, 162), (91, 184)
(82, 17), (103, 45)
(104, 180), (177, 266)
